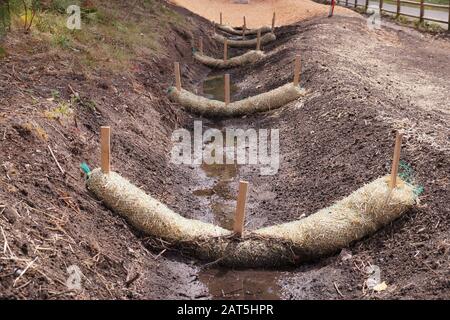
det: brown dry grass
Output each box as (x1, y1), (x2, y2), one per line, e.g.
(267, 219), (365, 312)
(168, 0), (357, 28)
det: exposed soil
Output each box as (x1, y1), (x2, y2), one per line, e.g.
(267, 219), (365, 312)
(1, 1), (449, 300)
(168, 0), (357, 28)
(209, 15), (450, 299)
(0, 1), (220, 299)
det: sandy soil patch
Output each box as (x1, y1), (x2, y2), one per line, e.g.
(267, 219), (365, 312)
(168, 0), (356, 28)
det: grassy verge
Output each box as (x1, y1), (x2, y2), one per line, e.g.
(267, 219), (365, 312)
(3, 0), (188, 71)
(383, 0), (449, 12)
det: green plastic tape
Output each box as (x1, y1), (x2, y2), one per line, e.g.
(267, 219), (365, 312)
(80, 162), (91, 175)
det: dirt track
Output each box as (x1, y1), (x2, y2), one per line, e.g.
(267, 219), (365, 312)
(0, 1), (449, 299)
(168, 0), (356, 28)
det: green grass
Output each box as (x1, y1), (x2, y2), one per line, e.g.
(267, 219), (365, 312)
(52, 33), (71, 48)
(383, 0), (449, 9)
(414, 19), (444, 31)
(9, 0), (189, 71)
(420, 0), (449, 4)
(44, 102), (74, 120)
(391, 11), (445, 32)
(0, 45), (6, 58)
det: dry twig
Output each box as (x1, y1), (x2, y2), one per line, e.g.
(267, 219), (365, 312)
(13, 257), (38, 287)
(48, 145), (65, 175)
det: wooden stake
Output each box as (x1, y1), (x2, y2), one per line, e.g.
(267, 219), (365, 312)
(272, 12), (276, 31)
(293, 54), (301, 86)
(223, 38), (228, 62)
(199, 37), (204, 54)
(101, 126), (111, 174)
(256, 29), (261, 51)
(419, 0), (424, 23)
(242, 16), (246, 39)
(220, 12), (223, 25)
(224, 74), (230, 106)
(448, 3), (450, 31)
(174, 62), (181, 91)
(389, 132), (403, 189)
(233, 181), (249, 236)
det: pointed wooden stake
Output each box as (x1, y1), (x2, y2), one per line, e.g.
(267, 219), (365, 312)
(223, 38), (228, 62)
(100, 126), (111, 174)
(293, 54), (301, 86)
(220, 12), (223, 25)
(272, 12), (276, 31)
(233, 181), (249, 237)
(174, 62), (181, 91)
(224, 74), (230, 106)
(256, 29), (262, 51)
(390, 132), (403, 189)
(242, 16), (247, 39)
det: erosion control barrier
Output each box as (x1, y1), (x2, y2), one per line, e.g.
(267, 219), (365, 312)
(170, 56), (303, 117)
(193, 50), (265, 69)
(216, 11), (276, 35)
(168, 83), (305, 118)
(85, 128), (417, 267)
(86, 169), (416, 267)
(216, 24), (272, 36)
(213, 32), (276, 48)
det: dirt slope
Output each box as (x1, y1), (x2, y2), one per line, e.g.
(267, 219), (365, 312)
(1, 0), (449, 300)
(0, 0), (218, 299)
(216, 15), (450, 299)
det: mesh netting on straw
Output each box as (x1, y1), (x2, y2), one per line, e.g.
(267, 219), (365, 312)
(399, 160), (424, 196)
(87, 169), (417, 267)
(193, 50), (265, 69)
(213, 32), (276, 48)
(168, 83), (306, 118)
(217, 24), (272, 36)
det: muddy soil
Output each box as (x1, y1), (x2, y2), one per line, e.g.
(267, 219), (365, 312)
(206, 15), (450, 299)
(1, 1), (449, 300)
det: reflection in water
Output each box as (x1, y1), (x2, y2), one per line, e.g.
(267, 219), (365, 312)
(203, 75), (238, 102)
(192, 74), (283, 300)
(199, 269), (284, 300)
(193, 162), (238, 230)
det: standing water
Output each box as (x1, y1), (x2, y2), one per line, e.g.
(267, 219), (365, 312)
(202, 74), (238, 102)
(192, 75), (285, 300)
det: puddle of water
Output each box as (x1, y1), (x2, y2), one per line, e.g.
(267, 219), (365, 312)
(192, 148), (284, 300)
(193, 162), (238, 230)
(193, 77), (284, 300)
(202, 75), (238, 101)
(199, 269), (284, 300)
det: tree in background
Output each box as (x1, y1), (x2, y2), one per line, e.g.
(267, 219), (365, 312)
(18, 0), (41, 33)
(0, 0), (11, 38)
(0, 0), (41, 35)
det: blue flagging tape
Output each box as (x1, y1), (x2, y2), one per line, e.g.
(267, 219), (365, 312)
(80, 162), (91, 175)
